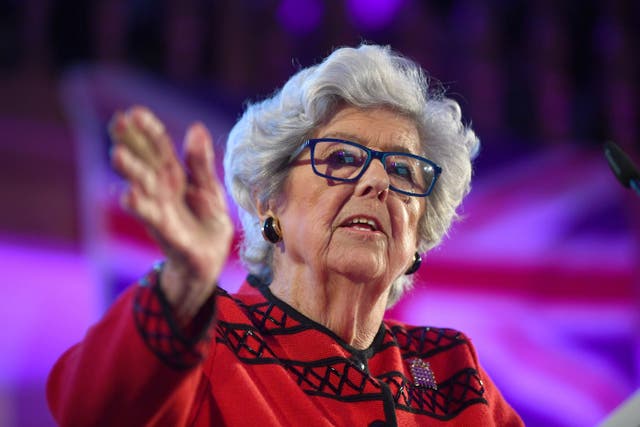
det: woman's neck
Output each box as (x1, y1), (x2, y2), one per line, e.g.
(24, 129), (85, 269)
(269, 268), (390, 349)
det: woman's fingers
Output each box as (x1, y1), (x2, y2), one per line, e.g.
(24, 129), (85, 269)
(110, 106), (189, 199)
(120, 184), (161, 227)
(109, 106), (183, 175)
(184, 123), (215, 191)
(110, 144), (158, 197)
(129, 107), (185, 187)
(183, 122), (230, 220)
(109, 110), (159, 170)
(130, 106), (165, 137)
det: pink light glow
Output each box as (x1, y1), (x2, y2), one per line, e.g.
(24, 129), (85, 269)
(0, 238), (100, 384)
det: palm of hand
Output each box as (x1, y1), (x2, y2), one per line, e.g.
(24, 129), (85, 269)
(109, 106), (234, 321)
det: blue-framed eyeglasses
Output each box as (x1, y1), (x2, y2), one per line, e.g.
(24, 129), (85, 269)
(288, 138), (442, 197)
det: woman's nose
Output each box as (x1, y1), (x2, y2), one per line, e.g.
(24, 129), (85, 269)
(354, 159), (390, 201)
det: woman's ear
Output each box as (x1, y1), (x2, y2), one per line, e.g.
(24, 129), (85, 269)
(255, 198), (270, 221)
(255, 189), (286, 220)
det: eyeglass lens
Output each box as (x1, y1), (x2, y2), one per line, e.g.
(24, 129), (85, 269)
(311, 140), (435, 195)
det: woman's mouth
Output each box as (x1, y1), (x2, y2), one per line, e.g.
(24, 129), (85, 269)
(339, 217), (385, 236)
(346, 217), (378, 231)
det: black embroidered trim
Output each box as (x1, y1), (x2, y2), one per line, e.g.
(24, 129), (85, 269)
(222, 283), (387, 350)
(378, 368), (488, 420)
(380, 382), (399, 427)
(133, 263), (216, 370)
(245, 300), (309, 334)
(215, 320), (382, 400)
(217, 287), (315, 335)
(386, 325), (466, 358)
(215, 285), (489, 418)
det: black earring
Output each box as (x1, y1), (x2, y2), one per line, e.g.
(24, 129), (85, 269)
(405, 252), (422, 275)
(262, 217), (282, 244)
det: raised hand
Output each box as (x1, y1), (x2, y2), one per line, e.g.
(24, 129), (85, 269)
(109, 106), (234, 324)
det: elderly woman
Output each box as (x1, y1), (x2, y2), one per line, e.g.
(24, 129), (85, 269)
(47, 44), (523, 426)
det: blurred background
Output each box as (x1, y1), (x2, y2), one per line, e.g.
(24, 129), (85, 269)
(1, 0), (639, 426)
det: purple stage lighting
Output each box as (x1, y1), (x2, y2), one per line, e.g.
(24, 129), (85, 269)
(347, 0), (405, 30)
(277, 0), (324, 35)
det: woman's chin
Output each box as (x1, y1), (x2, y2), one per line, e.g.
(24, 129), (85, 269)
(326, 250), (388, 284)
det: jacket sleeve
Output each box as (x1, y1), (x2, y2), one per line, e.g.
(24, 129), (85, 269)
(463, 334), (524, 427)
(477, 364), (525, 426)
(46, 264), (216, 427)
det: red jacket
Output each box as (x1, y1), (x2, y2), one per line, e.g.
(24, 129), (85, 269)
(47, 268), (524, 426)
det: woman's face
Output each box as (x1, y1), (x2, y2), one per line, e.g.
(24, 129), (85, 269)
(273, 106), (426, 287)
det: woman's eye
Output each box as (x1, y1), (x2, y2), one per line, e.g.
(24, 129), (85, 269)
(327, 150), (361, 166)
(389, 162), (414, 181)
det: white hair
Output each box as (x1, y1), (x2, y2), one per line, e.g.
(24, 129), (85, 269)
(224, 44), (478, 306)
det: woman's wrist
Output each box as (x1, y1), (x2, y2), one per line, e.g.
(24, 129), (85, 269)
(160, 259), (218, 327)
(133, 262), (217, 369)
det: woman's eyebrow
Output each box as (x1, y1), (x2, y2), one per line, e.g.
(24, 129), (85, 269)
(319, 131), (417, 154)
(320, 131), (362, 142)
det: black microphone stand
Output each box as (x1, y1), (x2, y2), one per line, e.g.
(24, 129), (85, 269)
(604, 141), (640, 197)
